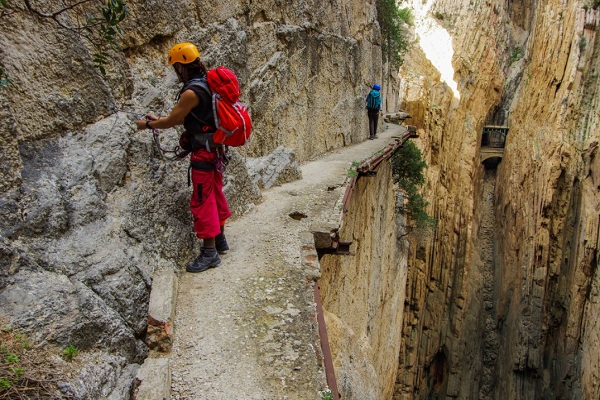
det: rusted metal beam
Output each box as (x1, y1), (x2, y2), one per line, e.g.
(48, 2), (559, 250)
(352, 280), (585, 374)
(315, 230), (354, 258)
(407, 125), (418, 138)
(341, 176), (357, 214)
(314, 284), (341, 400)
(357, 145), (396, 174)
(358, 170), (377, 177)
(311, 126), (419, 399)
(342, 126), (415, 214)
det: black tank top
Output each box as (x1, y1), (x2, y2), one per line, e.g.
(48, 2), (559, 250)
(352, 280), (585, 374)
(180, 76), (217, 149)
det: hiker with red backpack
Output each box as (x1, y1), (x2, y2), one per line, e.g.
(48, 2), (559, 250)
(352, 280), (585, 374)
(136, 42), (251, 273)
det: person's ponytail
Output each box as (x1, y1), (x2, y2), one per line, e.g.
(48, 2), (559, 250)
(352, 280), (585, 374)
(183, 58), (207, 81)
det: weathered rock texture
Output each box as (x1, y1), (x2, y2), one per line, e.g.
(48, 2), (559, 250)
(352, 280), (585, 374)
(0, 0), (392, 397)
(396, 1), (599, 399)
(246, 146), (302, 189)
(319, 160), (408, 400)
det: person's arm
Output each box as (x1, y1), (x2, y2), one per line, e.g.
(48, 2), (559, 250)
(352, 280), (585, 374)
(136, 90), (200, 130)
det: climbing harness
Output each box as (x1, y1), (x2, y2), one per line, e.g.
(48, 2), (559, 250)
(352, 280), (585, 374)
(215, 154), (226, 174)
(185, 148), (230, 186)
(152, 129), (190, 161)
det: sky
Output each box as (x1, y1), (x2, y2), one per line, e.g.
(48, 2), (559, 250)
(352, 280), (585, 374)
(406, 0), (461, 98)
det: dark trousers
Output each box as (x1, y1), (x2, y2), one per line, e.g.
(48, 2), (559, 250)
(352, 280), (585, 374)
(368, 109), (379, 138)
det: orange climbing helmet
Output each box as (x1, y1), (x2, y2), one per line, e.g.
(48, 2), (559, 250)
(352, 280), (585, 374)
(168, 42), (200, 65)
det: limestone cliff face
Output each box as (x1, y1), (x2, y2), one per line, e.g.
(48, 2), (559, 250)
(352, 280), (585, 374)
(319, 160), (407, 400)
(397, 1), (599, 399)
(1, 0), (386, 193)
(0, 0), (391, 396)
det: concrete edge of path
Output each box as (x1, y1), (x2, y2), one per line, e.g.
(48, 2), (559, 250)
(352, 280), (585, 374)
(132, 124), (411, 398)
(134, 268), (178, 400)
(134, 357), (171, 400)
(133, 223), (337, 399)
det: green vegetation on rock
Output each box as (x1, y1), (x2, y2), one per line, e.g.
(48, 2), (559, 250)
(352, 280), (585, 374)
(391, 141), (436, 236)
(376, 0), (413, 68)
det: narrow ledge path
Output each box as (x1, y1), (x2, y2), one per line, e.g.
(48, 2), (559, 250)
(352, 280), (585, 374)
(168, 123), (406, 400)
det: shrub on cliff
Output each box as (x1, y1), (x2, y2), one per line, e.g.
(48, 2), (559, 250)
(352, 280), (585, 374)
(0, 323), (81, 398)
(391, 141), (436, 236)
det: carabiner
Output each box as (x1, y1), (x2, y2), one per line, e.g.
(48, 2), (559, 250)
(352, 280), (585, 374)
(215, 156), (226, 174)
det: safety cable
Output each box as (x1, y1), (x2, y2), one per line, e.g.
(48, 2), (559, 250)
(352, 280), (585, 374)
(111, 106), (188, 162)
(146, 116), (190, 161)
(151, 126), (189, 161)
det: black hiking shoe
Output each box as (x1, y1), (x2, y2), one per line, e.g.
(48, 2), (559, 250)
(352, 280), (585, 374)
(186, 248), (221, 273)
(215, 232), (229, 254)
(368, 136), (375, 140)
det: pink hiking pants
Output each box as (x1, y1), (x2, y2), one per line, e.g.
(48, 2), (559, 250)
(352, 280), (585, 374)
(189, 149), (231, 239)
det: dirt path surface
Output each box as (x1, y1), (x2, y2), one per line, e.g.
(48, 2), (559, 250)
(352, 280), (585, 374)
(169, 124), (404, 400)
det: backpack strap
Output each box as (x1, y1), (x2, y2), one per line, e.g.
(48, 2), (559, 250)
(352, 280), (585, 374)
(180, 78), (218, 151)
(187, 79), (213, 126)
(187, 79), (225, 151)
(189, 81), (222, 142)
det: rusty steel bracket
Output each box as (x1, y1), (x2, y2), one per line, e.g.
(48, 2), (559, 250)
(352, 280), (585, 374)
(314, 230), (354, 258)
(407, 125), (419, 138)
(358, 170), (377, 177)
(331, 238), (353, 255)
(314, 284), (341, 400)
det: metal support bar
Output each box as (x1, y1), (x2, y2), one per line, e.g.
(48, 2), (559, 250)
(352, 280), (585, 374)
(314, 284), (341, 400)
(482, 125), (508, 148)
(359, 170), (377, 177)
(315, 231), (354, 258)
(407, 125), (418, 138)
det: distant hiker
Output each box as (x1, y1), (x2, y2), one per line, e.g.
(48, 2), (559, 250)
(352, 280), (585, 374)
(366, 83), (383, 140)
(136, 42), (231, 273)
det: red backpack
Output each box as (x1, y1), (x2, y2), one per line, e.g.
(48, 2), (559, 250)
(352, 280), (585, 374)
(204, 66), (252, 146)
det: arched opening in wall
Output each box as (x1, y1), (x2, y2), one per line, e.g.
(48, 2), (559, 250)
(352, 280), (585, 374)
(432, 349), (447, 390)
(482, 156), (502, 170)
(425, 345), (449, 398)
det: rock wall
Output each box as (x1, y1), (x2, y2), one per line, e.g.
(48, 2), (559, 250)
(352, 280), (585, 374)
(0, 0), (393, 396)
(396, 0), (599, 399)
(319, 160), (408, 400)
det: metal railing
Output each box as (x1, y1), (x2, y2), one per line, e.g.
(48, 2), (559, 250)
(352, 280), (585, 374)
(481, 125), (508, 148)
(314, 125), (418, 399)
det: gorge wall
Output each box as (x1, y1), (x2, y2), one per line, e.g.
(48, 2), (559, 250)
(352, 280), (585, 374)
(0, 0), (394, 396)
(319, 158), (408, 400)
(397, 0), (599, 399)
(4, 0), (598, 398)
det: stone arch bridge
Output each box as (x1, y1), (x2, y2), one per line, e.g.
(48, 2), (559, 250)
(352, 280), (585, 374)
(480, 125), (508, 166)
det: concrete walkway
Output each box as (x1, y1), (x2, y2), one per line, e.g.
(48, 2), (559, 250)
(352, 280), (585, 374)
(137, 123), (406, 400)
